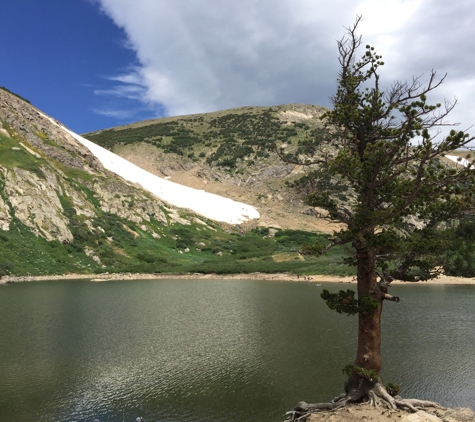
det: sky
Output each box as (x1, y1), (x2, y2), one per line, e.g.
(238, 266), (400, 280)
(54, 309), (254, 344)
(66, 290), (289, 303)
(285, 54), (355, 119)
(2, 0), (475, 137)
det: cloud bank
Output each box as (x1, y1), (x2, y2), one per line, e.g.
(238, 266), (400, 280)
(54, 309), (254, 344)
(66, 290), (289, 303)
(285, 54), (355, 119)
(93, 0), (475, 133)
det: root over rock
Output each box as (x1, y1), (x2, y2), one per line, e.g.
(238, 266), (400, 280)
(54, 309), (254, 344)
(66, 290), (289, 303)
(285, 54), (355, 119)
(285, 383), (449, 422)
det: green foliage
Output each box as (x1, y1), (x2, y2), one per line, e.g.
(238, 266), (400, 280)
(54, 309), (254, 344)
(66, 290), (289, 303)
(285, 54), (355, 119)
(320, 289), (379, 315)
(385, 382), (401, 397)
(0, 131), (47, 176)
(0, 217), (102, 276)
(0, 261), (13, 277)
(83, 121), (185, 150)
(274, 229), (324, 248)
(163, 134), (201, 156)
(443, 218), (475, 277)
(0, 188), (355, 277)
(83, 107), (318, 171)
(250, 227), (270, 236)
(343, 364), (379, 383)
(136, 252), (167, 263)
(278, 18), (475, 284)
(287, 168), (348, 199)
(299, 241), (327, 255)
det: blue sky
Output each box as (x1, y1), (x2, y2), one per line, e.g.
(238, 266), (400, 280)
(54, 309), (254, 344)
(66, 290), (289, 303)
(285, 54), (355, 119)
(1, 0), (157, 133)
(2, 1), (475, 138)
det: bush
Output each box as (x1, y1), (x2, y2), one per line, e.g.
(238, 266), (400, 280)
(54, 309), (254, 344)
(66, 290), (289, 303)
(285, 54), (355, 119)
(137, 252), (167, 263)
(0, 261), (13, 276)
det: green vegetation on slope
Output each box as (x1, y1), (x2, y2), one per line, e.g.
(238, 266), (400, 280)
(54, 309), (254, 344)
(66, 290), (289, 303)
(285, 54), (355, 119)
(0, 130), (46, 178)
(0, 201), (353, 277)
(83, 106), (325, 170)
(81, 105), (475, 280)
(1, 106), (351, 278)
(444, 217), (475, 277)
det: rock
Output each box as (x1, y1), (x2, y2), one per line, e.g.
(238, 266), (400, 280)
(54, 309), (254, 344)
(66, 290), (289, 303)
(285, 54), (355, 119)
(4, 168), (73, 242)
(401, 411), (442, 422)
(0, 88), (184, 247)
(442, 407), (475, 422)
(314, 207), (330, 218)
(304, 404), (475, 422)
(0, 171), (12, 230)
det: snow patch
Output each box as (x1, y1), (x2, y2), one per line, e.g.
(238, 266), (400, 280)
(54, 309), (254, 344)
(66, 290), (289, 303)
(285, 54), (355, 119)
(38, 113), (260, 224)
(445, 155), (472, 168)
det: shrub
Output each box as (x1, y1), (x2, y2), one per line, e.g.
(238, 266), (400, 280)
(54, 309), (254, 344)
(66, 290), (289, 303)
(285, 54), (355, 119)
(137, 252), (167, 263)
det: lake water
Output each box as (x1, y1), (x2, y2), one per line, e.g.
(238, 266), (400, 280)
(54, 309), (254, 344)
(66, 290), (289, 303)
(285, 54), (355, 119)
(0, 279), (474, 421)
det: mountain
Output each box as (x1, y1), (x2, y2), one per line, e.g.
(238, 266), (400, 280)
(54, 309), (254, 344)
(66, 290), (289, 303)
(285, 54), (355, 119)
(83, 104), (473, 233)
(0, 88), (352, 278)
(83, 104), (342, 233)
(0, 88), (205, 275)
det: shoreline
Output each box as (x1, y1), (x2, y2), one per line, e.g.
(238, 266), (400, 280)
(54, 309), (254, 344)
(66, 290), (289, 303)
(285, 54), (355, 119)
(1, 272), (474, 285)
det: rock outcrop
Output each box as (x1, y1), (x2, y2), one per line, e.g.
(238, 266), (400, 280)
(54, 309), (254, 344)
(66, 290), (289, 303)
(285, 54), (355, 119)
(0, 87), (192, 246)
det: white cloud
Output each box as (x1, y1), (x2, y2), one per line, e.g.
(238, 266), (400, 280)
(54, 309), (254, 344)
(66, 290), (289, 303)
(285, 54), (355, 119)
(93, 0), (475, 136)
(91, 108), (137, 119)
(94, 83), (144, 100)
(356, 0), (423, 35)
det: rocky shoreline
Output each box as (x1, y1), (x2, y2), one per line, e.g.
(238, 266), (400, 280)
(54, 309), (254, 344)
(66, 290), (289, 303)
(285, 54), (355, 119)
(302, 403), (475, 421)
(1, 272), (475, 285)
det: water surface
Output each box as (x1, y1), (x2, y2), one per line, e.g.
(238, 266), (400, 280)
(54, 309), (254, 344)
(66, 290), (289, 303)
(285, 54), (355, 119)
(0, 279), (473, 421)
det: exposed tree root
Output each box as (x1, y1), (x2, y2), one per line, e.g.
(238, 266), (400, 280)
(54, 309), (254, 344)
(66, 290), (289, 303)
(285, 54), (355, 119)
(285, 383), (444, 422)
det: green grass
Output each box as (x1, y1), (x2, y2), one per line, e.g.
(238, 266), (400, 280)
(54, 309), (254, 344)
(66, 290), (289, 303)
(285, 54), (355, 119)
(0, 217), (102, 277)
(0, 202), (354, 277)
(0, 120), (354, 277)
(0, 132), (47, 176)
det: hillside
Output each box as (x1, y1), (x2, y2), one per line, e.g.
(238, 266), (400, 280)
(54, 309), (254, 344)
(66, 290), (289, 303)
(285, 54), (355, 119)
(0, 89), (353, 278)
(84, 105), (475, 233)
(83, 104), (344, 233)
(3, 90), (470, 279)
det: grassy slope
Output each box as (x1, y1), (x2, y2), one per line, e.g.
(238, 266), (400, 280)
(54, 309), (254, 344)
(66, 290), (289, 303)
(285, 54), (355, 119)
(0, 212), (353, 277)
(0, 102), (358, 278)
(1, 125), (353, 277)
(83, 105), (326, 172)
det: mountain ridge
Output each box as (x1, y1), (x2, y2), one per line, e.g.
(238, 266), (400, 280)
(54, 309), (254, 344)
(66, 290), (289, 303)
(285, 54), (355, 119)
(83, 103), (342, 233)
(1, 89), (353, 278)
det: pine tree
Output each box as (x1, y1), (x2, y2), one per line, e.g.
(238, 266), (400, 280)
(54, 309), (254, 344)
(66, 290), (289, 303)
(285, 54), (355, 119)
(285, 16), (475, 417)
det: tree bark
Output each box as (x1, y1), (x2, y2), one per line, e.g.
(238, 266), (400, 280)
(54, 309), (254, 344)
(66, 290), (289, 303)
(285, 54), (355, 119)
(353, 235), (383, 382)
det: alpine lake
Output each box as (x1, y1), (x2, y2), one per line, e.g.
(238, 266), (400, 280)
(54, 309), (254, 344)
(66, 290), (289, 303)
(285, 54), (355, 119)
(0, 278), (474, 421)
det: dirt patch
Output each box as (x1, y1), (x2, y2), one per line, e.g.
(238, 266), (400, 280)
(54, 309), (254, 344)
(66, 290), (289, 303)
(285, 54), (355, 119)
(272, 252), (303, 262)
(113, 143), (344, 234)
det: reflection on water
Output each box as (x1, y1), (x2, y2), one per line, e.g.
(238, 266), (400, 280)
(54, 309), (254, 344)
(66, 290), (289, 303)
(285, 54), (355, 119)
(0, 280), (473, 421)
(381, 284), (475, 409)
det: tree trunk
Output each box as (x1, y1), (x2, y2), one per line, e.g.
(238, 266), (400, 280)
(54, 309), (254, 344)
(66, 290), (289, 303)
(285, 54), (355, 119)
(351, 236), (383, 387)
(288, 234), (443, 419)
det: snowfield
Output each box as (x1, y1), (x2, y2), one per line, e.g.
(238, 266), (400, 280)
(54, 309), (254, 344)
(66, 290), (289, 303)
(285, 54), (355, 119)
(445, 155), (472, 168)
(40, 113), (260, 224)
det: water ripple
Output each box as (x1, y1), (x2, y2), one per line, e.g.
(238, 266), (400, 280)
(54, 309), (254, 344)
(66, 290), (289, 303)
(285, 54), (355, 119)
(0, 280), (474, 421)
